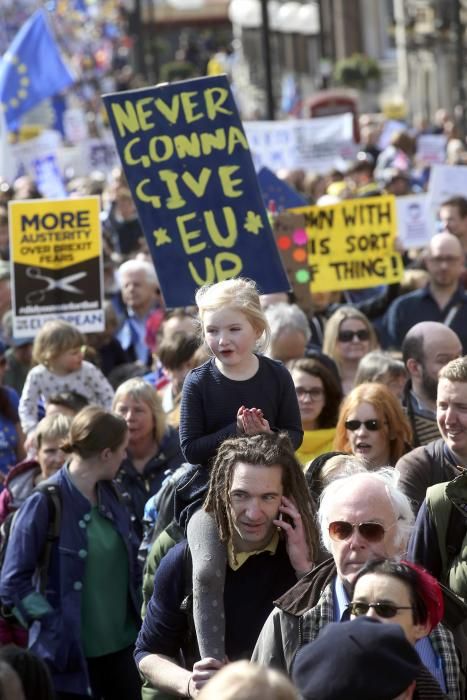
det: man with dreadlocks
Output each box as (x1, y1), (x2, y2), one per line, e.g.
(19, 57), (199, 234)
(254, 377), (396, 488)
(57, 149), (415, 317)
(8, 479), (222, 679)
(135, 432), (318, 699)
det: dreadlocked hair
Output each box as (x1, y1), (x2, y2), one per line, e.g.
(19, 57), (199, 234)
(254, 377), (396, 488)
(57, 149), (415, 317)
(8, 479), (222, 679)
(204, 431), (319, 562)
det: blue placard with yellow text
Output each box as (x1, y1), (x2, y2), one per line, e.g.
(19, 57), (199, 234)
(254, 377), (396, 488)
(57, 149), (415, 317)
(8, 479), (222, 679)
(103, 76), (289, 307)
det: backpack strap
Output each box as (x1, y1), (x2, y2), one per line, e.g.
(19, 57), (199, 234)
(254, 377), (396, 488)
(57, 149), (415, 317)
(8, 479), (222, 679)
(179, 544), (199, 669)
(445, 501), (467, 570)
(34, 483), (62, 594)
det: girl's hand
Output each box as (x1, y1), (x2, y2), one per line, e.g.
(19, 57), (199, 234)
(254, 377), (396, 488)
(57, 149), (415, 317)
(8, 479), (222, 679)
(236, 406), (246, 435)
(273, 495), (314, 577)
(241, 407), (271, 435)
(189, 657), (226, 696)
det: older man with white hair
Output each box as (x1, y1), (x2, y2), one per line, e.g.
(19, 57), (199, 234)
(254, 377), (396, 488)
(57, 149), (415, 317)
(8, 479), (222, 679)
(116, 258), (161, 366)
(252, 470), (460, 697)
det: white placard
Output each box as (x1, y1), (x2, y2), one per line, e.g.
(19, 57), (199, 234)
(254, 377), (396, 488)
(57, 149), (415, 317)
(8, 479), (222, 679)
(427, 164), (467, 236)
(396, 193), (431, 248)
(416, 134), (447, 165)
(243, 113), (356, 173)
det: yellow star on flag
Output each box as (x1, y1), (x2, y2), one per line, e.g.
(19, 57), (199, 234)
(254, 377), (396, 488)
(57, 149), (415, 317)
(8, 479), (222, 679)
(153, 227), (172, 246)
(244, 211), (263, 235)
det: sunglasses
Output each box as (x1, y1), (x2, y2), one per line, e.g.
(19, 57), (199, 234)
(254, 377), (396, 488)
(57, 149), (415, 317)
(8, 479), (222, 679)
(328, 520), (387, 543)
(344, 419), (382, 432)
(337, 329), (370, 343)
(347, 601), (413, 619)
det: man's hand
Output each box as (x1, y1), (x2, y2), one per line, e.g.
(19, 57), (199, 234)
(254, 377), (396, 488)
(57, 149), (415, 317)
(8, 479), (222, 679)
(188, 657), (225, 696)
(273, 495), (313, 577)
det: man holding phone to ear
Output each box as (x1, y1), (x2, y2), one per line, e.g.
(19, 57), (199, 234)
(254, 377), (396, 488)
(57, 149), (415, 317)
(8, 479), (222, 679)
(136, 432), (317, 699)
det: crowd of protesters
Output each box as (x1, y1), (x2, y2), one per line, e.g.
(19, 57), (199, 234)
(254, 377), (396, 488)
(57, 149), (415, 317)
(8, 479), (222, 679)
(0, 102), (466, 700)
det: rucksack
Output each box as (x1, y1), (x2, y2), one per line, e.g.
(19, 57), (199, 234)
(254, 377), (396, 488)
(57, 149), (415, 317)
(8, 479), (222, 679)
(0, 482), (62, 594)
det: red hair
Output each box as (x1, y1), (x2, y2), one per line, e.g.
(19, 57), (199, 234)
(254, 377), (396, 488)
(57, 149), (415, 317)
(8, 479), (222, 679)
(334, 382), (412, 465)
(402, 560), (444, 631)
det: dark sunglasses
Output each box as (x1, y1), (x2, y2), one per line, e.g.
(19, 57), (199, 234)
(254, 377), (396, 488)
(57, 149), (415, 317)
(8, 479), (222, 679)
(328, 520), (387, 543)
(337, 329), (370, 343)
(347, 601), (413, 619)
(345, 419), (382, 432)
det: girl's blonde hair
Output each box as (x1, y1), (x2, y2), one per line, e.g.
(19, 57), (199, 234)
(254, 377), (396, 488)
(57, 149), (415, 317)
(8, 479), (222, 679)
(333, 382), (412, 466)
(322, 306), (378, 369)
(195, 278), (270, 352)
(112, 377), (166, 444)
(32, 320), (84, 368)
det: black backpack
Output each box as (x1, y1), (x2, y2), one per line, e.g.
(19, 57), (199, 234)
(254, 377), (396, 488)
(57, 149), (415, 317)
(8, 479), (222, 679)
(0, 482), (62, 594)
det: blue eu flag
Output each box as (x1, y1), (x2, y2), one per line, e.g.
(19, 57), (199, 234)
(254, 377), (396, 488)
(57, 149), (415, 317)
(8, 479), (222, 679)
(0, 9), (74, 131)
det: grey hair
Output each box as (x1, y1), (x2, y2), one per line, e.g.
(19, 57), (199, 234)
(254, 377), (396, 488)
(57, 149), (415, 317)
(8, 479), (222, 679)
(318, 468), (414, 554)
(318, 455), (369, 489)
(354, 351), (407, 386)
(117, 258), (159, 286)
(265, 303), (311, 346)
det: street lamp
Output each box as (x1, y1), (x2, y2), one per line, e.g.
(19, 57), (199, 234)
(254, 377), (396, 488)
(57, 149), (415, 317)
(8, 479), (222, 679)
(229, 1), (320, 119)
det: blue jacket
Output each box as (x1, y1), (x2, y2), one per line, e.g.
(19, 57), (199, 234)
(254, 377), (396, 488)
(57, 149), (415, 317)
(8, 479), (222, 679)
(115, 426), (184, 538)
(383, 284), (467, 352)
(0, 465), (142, 696)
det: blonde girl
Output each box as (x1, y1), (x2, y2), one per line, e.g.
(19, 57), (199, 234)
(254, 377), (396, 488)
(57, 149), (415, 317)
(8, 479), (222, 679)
(179, 277), (304, 662)
(19, 320), (114, 440)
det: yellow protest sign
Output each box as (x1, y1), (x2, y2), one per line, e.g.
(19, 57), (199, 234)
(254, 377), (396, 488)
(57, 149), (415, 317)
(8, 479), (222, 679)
(10, 197), (100, 268)
(9, 196), (104, 337)
(277, 195), (403, 295)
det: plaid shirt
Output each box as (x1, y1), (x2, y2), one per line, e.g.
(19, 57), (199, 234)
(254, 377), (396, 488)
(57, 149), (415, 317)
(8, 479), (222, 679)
(430, 624), (461, 699)
(299, 582), (334, 647)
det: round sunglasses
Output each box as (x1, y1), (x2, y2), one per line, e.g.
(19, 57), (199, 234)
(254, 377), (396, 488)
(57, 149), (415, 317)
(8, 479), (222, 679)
(337, 329), (370, 343)
(344, 419), (382, 432)
(347, 601), (413, 619)
(328, 520), (387, 543)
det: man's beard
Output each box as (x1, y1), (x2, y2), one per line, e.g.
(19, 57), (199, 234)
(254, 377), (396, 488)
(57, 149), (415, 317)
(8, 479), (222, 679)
(421, 366), (438, 401)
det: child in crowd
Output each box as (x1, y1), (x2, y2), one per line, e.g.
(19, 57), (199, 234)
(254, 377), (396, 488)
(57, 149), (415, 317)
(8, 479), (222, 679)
(180, 278), (305, 662)
(44, 391), (89, 418)
(18, 321), (114, 443)
(157, 331), (200, 428)
(0, 413), (71, 525)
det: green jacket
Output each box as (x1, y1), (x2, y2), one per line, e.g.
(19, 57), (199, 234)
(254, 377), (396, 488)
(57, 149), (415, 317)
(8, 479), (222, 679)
(141, 522), (183, 700)
(426, 472), (467, 598)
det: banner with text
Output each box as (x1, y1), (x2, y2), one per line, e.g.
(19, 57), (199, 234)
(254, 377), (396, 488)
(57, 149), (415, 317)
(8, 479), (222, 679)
(244, 113), (356, 173)
(275, 195), (403, 298)
(103, 75), (289, 307)
(9, 196), (104, 337)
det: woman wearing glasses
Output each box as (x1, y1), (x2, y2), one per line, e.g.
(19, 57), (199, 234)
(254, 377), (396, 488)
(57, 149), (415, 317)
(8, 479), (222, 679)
(334, 382), (412, 468)
(348, 559), (460, 698)
(322, 306), (378, 395)
(287, 358), (343, 467)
